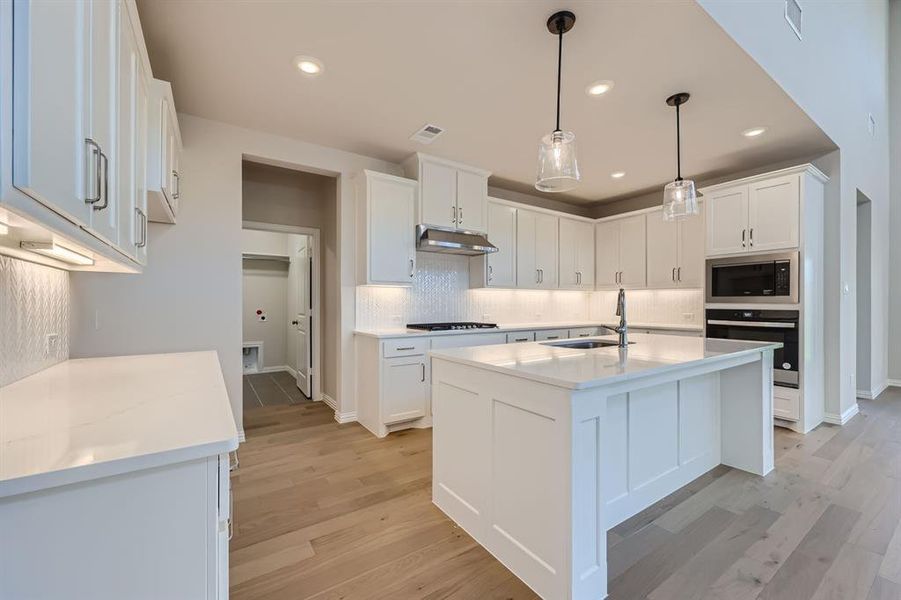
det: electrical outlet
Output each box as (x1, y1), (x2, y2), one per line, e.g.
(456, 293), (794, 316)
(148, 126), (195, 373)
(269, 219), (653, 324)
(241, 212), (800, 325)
(46, 333), (59, 356)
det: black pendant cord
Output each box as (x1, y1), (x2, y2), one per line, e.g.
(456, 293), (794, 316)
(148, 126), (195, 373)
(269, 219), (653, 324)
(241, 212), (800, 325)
(555, 28), (563, 133)
(675, 102), (682, 182)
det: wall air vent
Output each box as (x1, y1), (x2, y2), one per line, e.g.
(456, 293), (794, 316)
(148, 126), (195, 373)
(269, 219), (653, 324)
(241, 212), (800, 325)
(410, 123), (445, 145)
(785, 0), (802, 40)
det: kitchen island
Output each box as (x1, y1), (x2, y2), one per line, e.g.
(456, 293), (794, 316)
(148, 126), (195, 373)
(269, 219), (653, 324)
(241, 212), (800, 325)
(430, 333), (779, 600)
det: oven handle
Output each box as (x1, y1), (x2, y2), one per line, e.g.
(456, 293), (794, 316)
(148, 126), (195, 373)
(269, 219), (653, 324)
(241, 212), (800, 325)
(707, 320), (796, 329)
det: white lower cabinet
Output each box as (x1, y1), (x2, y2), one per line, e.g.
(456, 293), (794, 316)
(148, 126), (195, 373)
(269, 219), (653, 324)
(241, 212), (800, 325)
(506, 331), (535, 343)
(0, 454), (230, 599)
(569, 327), (600, 338)
(382, 356), (428, 425)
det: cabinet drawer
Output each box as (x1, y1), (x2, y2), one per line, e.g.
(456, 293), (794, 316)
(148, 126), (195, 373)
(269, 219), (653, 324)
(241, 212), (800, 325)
(568, 327), (599, 338)
(506, 332), (535, 343)
(773, 386), (800, 421)
(535, 329), (569, 341)
(383, 338), (428, 358)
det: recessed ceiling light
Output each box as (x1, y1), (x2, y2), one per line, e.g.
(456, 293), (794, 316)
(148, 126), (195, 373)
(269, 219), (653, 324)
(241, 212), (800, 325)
(742, 126), (767, 138)
(611, 171), (626, 179)
(294, 55), (323, 76)
(585, 80), (614, 97)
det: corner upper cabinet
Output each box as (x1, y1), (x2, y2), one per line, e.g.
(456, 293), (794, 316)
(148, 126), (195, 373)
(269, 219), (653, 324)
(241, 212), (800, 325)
(703, 171), (802, 257)
(516, 208), (557, 289)
(645, 204), (704, 288)
(146, 80), (182, 223)
(595, 214), (646, 290)
(356, 170), (417, 286)
(471, 199), (516, 288)
(403, 153), (489, 233)
(558, 217), (595, 290)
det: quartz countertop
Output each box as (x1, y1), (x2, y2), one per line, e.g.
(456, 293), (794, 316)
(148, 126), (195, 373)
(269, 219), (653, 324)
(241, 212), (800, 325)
(0, 351), (239, 498)
(354, 321), (702, 339)
(429, 333), (780, 390)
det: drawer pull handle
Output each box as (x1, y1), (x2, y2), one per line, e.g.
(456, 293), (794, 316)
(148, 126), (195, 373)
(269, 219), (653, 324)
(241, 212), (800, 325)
(546, 336), (559, 340)
(396, 346), (416, 351)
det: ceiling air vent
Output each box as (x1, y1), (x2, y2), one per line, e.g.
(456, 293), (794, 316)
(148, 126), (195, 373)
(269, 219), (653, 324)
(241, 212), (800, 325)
(785, 0), (802, 40)
(410, 123), (445, 145)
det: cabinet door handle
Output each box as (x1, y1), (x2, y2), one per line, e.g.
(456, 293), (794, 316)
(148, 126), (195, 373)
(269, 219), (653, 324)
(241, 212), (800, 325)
(172, 171), (180, 200)
(135, 207), (147, 248)
(742, 229), (746, 248)
(539, 268), (544, 284)
(677, 267), (682, 282)
(421, 363), (426, 382)
(488, 264), (493, 282)
(458, 207), (463, 225)
(749, 228), (754, 247)
(452, 206), (457, 224)
(93, 150), (110, 211)
(536, 269), (540, 284)
(672, 267), (676, 282)
(409, 258), (415, 278)
(84, 138), (102, 204)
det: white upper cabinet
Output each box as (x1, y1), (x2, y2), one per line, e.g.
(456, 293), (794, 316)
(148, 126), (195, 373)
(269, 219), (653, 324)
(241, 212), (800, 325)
(403, 153), (490, 233)
(747, 175), (800, 252)
(516, 208), (558, 289)
(705, 172), (800, 257)
(146, 80), (182, 223)
(6, 0), (164, 271)
(356, 170), (417, 286)
(471, 200), (516, 288)
(559, 218), (595, 290)
(646, 204), (704, 288)
(596, 214), (646, 290)
(11, 0), (92, 227)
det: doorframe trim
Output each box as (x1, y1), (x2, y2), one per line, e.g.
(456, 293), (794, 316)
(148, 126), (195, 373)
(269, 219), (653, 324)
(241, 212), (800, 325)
(243, 220), (322, 404)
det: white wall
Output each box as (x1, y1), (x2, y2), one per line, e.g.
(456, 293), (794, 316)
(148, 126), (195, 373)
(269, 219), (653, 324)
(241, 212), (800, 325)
(70, 114), (401, 431)
(699, 0), (891, 412)
(890, 0), (901, 384)
(242, 258), (289, 369)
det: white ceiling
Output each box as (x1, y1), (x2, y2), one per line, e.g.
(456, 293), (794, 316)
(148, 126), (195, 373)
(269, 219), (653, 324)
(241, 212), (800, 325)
(136, 0), (835, 205)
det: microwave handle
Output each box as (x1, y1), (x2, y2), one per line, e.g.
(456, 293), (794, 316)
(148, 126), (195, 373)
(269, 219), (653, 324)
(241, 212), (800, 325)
(707, 319), (796, 329)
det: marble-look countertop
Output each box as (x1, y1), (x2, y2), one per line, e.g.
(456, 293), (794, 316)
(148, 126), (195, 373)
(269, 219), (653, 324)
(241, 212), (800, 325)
(0, 351), (239, 498)
(354, 321), (702, 339)
(429, 333), (780, 390)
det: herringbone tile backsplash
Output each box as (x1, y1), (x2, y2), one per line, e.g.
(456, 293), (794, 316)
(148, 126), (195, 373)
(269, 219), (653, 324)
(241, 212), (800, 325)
(0, 256), (69, 387)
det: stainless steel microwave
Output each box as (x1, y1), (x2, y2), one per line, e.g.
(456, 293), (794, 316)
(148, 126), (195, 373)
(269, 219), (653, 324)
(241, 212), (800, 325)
(706, 251), (799, 304)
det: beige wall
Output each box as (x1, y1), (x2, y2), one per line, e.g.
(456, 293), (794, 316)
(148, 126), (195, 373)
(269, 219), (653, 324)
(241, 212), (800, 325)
(242, 162), (338, 401)
(242, 258), (289, 370)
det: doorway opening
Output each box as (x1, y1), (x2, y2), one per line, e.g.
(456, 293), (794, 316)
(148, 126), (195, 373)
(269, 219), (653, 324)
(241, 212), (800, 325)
(856, 191), (872, 398)
(242, 225), (321, 408)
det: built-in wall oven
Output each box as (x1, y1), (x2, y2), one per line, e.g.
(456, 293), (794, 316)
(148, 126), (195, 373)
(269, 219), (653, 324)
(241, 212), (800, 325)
(706, 309), (800, 388)
(706, 251), (798, 304)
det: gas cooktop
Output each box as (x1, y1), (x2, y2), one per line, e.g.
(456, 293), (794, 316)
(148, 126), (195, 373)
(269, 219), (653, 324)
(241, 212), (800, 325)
(407, 322), (499, 331)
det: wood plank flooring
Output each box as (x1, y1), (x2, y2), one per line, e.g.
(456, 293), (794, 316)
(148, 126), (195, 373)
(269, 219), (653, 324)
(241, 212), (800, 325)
(231, 388), (901, 599)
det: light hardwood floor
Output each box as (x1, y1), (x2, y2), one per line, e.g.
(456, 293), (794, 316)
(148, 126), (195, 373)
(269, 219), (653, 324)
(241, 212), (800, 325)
(231, 389), (901, 599)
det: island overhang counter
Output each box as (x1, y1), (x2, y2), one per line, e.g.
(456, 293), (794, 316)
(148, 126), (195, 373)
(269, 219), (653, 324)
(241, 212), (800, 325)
(429, 333), (781, 600)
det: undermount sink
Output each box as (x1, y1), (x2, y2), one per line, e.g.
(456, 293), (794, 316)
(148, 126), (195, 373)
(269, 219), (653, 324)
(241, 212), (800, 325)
(541, 339), (633, 349)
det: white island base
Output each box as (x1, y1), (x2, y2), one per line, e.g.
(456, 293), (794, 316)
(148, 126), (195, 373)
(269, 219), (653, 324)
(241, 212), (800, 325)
(430, 334), (777, 600)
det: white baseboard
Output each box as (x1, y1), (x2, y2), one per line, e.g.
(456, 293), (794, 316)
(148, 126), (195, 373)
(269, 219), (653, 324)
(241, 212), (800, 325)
(335, 410), (357, 424)
(887, 378), (901, 388)
(320, 393), (337, 410)
(857, 380), (888, 400)
(257, 365), (291, 375)
(283, 365), (298, 379)
(238, 429), (246, 443)
(823, 403), (860, 426)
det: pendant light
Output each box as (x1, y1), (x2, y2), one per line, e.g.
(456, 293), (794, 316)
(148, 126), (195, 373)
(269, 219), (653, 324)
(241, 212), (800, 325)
(536, 10), (580, 193)
(662, 92), (699, 220)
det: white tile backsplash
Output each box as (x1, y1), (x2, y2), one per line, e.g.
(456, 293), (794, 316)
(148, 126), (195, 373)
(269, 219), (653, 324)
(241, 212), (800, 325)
(356, 252), (703, 329)
(0, 256), (69, 387)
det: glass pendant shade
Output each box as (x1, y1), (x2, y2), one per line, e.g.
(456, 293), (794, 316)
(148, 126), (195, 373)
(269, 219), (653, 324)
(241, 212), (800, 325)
(536, 130), (581, 193)
(662, 178), (699, 221)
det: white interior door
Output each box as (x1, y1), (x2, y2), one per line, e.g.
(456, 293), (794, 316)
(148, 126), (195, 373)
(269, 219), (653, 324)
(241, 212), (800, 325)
(294, 237), (313, 398)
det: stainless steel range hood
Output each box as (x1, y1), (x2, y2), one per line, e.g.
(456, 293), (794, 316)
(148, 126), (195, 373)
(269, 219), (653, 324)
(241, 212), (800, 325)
(416, 225), (498, 256)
